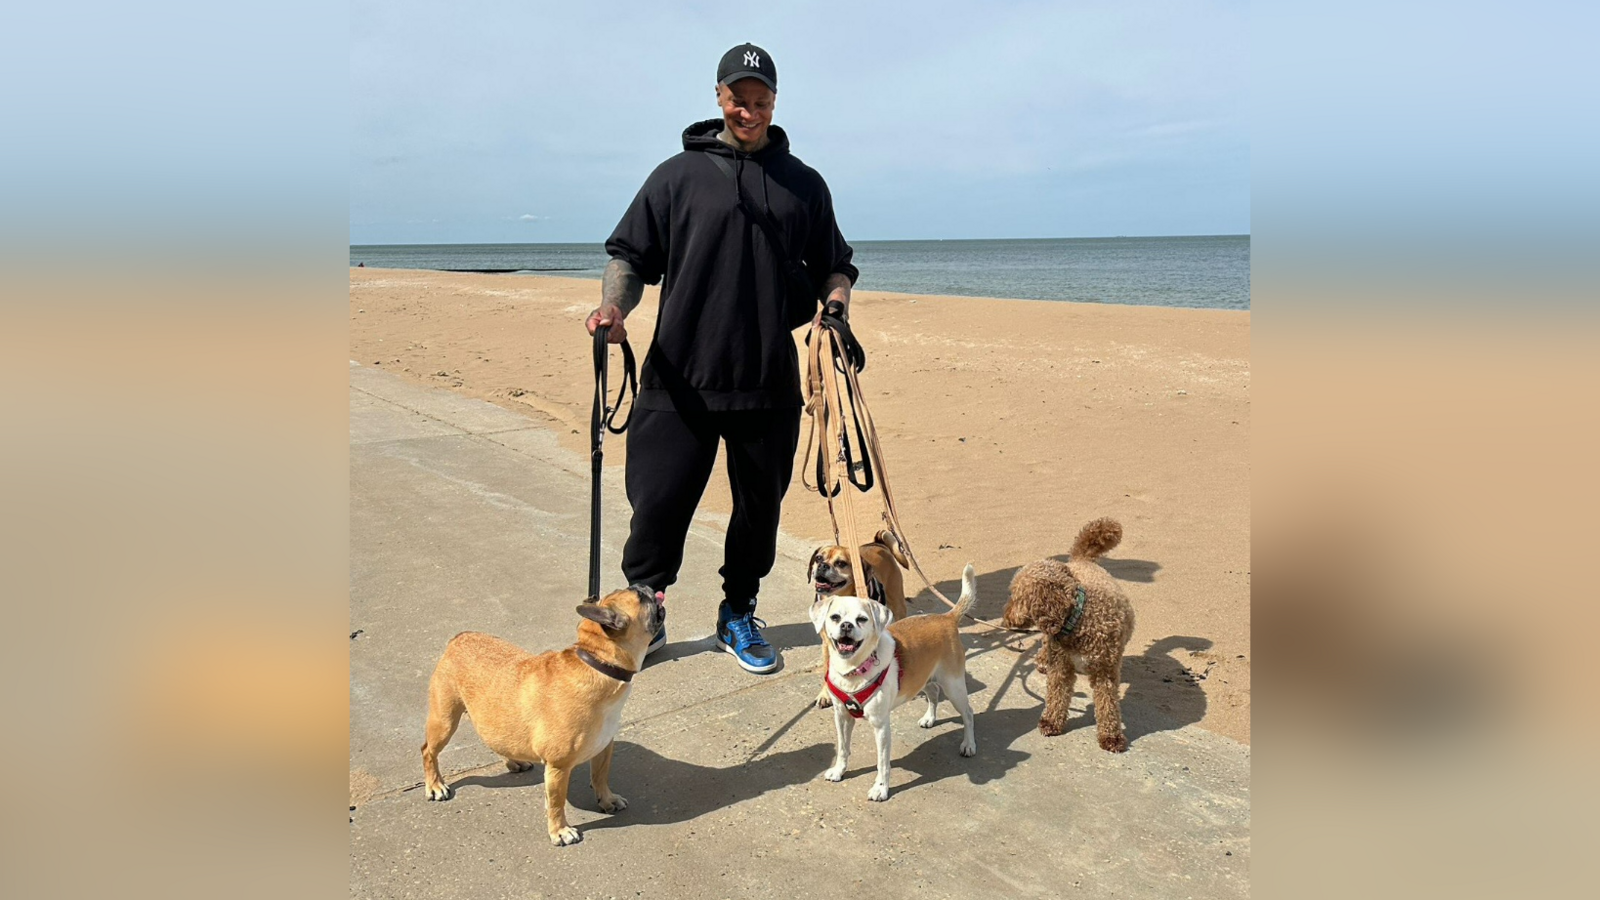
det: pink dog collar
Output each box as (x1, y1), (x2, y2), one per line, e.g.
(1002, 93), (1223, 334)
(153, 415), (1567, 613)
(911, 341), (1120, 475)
(846, 650), (881, 679)
(824, 647), (903, 719)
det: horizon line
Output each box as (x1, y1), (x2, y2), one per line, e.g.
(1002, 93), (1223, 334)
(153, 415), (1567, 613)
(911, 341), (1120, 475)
(350, 232), (1251, 248)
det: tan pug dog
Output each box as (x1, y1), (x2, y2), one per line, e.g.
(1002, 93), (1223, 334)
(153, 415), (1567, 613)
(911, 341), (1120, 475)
(420, 585), (662, 846)
(812, 564), (979, 802)
(809, 531), (909, 709)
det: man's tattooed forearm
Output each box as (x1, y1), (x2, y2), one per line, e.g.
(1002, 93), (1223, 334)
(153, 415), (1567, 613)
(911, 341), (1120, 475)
(821, 272), (853, 310)
(602, 258), (645, 315)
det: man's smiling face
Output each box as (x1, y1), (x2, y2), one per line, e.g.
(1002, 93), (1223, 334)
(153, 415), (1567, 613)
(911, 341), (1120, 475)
(716, 78), (775, 149)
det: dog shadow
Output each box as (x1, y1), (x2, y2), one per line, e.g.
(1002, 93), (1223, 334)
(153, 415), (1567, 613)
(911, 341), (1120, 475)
(908, 555), (1162, 623)
(911, 565), (1015, 625)
(447, 697), (1038, 828)
(965, 635), (1211, 749)
(1049, 554), (1162, 584)
(909, 556), (1159, 630)
(885, 706), (1038, 791)
(450, 738), (834, 828)
(1118, 634), (1213, 741)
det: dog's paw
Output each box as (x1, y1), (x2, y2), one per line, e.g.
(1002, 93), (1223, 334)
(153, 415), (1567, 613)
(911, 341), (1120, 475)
(505, 759), (536, 773)
(918, 711), (937, 728)
(424, 782), (453, 801)
(1038, 717), (1066, 737)
(822, 766), (846, 783)
(1099, 733), (1129, 753)
(598, 794), (628, 814)
(960, 738), (977, 757)
(550, 826), (583, 847)
(815, 689), (834, 709)
(866, 782), (890, 802)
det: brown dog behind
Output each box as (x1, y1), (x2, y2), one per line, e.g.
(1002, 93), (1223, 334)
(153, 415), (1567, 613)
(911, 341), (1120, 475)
(420, 585), (662, 846)
(808, 530), (909, 619)
(1001, 518), (1136, 752)
(809, 531), (909, 708)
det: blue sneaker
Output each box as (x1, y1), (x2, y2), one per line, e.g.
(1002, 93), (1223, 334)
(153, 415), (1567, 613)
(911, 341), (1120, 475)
(645, 592), (667, 657)
(716, 604), (777, 673)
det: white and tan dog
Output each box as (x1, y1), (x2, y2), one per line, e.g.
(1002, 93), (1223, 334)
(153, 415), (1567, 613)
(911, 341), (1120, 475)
(811, 564), (979, 802)
(808, 531), (910, 710)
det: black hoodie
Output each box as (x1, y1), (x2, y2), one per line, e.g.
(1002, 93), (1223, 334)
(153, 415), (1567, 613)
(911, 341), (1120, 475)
(605, 119), (858, 413)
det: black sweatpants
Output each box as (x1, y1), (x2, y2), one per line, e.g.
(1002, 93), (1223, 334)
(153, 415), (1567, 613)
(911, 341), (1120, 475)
(620, 405), (801, 615)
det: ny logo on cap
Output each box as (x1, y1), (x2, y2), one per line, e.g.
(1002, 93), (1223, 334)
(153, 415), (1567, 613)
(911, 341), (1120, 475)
(744, 50), (761, 67)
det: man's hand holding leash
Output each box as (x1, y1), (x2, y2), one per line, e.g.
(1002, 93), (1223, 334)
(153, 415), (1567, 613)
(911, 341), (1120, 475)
(586, 257), (645, 344)
(585, 304), (628, 344)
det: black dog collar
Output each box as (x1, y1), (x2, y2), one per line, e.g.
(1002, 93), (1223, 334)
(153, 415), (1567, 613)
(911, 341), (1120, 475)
(576, 648), (635, 683)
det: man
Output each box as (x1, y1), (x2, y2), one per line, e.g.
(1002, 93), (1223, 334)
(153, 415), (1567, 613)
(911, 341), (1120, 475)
(586, 43), (857, 674)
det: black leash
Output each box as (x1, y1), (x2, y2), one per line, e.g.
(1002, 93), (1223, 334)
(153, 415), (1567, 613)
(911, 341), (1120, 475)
(588, 325), (637, 601)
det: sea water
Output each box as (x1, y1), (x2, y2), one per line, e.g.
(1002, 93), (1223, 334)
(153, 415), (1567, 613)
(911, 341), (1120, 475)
(350, 235), (1249, 310)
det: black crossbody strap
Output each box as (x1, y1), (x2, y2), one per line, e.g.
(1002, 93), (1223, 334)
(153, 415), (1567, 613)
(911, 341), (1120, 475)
(707, 151), (735, 179)
(705, 153), (813, 294)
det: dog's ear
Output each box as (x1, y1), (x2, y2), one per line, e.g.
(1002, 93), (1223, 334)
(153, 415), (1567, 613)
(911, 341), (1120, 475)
(868, 599), (894, 632)
(1033, 603), (1066, 636)
(807, 548), (823, 582)
(1023, 583), (1072, 635)
(575, 603), (628, 632)
(808, 596), (832, 634)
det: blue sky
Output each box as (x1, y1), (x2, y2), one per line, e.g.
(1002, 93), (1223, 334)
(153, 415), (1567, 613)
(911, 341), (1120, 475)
(351, 0), (1247, 244)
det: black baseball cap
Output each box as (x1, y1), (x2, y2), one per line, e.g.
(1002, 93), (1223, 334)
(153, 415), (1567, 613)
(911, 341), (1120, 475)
(717, 43), (777, 93)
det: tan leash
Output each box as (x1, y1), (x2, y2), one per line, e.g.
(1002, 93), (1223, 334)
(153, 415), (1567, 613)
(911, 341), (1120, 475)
(802, 318), (1017, 634)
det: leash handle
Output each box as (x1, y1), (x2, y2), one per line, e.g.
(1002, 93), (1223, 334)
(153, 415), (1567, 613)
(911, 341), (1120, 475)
(592, 325), (637, 437)
(589, 325), (638, 601)
(803, 320), (873, 496)
(802, 317), (1017, 633)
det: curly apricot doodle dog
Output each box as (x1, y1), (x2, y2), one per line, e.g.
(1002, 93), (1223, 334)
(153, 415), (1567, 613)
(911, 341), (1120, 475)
(808, 531), (909, 709)
(420, 585), (663, 846)
(1002, 518), (1136, 752)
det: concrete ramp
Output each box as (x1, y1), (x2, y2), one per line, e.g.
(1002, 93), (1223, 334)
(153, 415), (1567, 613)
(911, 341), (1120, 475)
(349, 362), (1250, 899)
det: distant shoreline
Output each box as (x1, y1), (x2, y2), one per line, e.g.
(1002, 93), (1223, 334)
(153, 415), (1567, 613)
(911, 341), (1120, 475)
(347, 266), (1251, 316)
(349, 236), (1250, 311)
(350, 234), (1249, 250)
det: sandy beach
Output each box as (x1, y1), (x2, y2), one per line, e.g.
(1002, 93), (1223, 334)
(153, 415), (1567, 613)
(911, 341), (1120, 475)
(349, 268), (1251, 743)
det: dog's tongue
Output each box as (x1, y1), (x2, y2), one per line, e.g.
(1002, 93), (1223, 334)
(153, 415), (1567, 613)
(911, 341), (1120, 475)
(654, 591), (666, 606)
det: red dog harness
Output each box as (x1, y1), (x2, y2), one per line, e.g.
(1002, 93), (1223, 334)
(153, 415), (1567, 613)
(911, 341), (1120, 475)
(824, 646), (903, 719)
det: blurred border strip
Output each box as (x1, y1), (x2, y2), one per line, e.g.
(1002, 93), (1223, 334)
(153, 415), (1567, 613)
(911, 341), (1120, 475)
(0, 2), (349, 897)
(1255, 2), (1598, 897)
